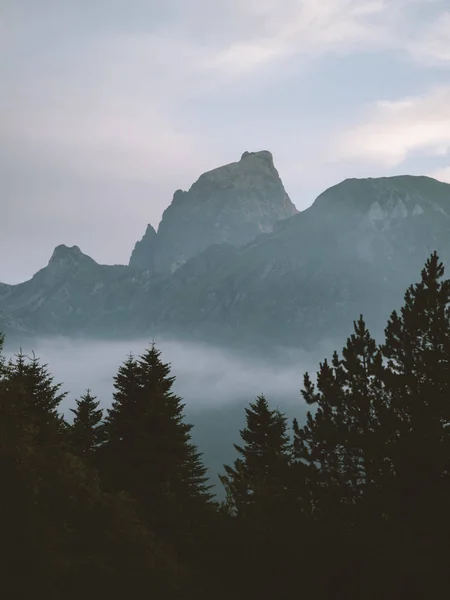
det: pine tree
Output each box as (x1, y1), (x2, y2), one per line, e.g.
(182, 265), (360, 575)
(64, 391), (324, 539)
(379, 252), (450, 529)
(101, 343), (213, 544)
(290, 255), (450, 597)
(362, 251), (450, 597)
(293, 316), (385, 525)
(69, 389), (105, 460)
(220, 395), (291, 520)
(5, 350), (67, 442)
(0, 331), (5, 372)
(0, 339), (182, 599)
(137, 344), (213, 504)
(219, 396), (296, 598)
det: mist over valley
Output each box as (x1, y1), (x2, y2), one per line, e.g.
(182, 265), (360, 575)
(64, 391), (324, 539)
(3, 335), (314, 495)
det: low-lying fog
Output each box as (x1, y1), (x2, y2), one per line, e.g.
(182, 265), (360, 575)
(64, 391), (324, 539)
(4, 336), (322, 497)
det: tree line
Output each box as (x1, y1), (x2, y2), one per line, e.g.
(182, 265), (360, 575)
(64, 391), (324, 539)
(1, 252), (449, 598)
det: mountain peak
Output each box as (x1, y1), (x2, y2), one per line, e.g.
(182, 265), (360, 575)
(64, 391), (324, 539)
(240, 149), (274, 165)
(141, 150), (298, 273)
(50, 244), (82, 261)
(197, 149), (280, 189)
(129, 224), (157, 270)
(311, 174), (450, 220)
(47, 244), (95, 272)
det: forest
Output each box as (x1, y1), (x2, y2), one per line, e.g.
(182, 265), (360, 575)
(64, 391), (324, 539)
(1, 251), (449, 599)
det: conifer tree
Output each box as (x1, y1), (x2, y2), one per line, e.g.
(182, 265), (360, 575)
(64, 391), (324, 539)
(137, 344), (212, 504)
(69, 389), (105, 459)
(290, 255), (450, 597)
(220, 395), (291, 520)
(5, 350), (67, 441)
(293, 317), (385, 524)
(379, 252), (450, 527)
(219, 396), (296, 598)
(0, 332), (5, 371)
(101, 343), (213, 544)
(0, 338), (182, 599)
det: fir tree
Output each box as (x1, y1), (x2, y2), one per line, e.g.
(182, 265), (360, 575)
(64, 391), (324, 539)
(5, 350), (67, 442)
(69, 389), (105, 459)
(220, 395), (291, 520)
(0, 332), (5, 373)
(137, 343), (213, 503)
(290, 255), (450, 597)
(379, 252), (450, 529)
(0, 338), (182, 599)
(98, 353), (143, 496)
(293, 317), (385, 525)
(219, 396), (296, 598)
(101, 343), (213, 545)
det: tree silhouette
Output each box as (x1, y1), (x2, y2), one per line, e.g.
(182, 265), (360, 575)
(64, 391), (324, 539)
(69, 389), (105, 460)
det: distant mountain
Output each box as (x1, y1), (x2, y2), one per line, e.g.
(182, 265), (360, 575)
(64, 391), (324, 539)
(128, 224), (157, 272)
(0, 245), (152, 337)
(156, 175), (450, 349)
(129, 150), (298, 274)
(1, 153), (450, 353)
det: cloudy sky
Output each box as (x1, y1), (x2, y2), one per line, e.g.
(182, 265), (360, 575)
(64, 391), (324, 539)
(1, 0), (450, 283)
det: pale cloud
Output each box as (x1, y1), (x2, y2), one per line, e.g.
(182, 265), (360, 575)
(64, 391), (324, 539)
(1, 31), (217, 182)
(408, 11), (450, 65)
(207, 0), (395, 75)
(5, 91), (206, 183)
(204, 0), (450, 76)
(334, 86), (450, 167)
(3, 0), (450, 184)
(2, 0), (450, 284)
(428, 166), (450, 183)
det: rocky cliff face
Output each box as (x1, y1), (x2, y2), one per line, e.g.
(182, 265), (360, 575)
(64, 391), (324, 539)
(0, 245), (152, 337)
(154, 175), (450, 349)
(1, 168), (450, 353)
(130, 150), (298, 274)
(129, 224), (157, 271)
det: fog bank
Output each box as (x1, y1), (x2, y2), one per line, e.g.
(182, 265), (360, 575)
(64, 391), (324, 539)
(4, 336), (318, 496)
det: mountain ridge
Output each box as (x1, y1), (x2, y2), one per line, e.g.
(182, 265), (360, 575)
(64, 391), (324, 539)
(1, 154), (450, 353)
(129, 150), (298, 274)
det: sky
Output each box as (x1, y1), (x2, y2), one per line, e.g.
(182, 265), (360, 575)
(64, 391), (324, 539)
(1, 0), (450, 284)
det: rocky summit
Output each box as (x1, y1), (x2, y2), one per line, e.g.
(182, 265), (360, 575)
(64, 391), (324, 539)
(129, 150), (298, 274)
(156, 174), (450, 350)
(1, 153), (450, 353)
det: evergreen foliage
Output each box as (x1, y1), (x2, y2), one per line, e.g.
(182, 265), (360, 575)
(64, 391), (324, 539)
(380, 251), (450, 521)
(2, 252), (450, 598)
(220, 394), (291, 519)
(220, 395), (296, 597)
(291, 252), (450, 597)
(293, 316), (386, 526)
(0, 340), (180, 599)
(69, 389), (105, 459)
(100, 342), (214, 574)
(5, 350), (67, 440)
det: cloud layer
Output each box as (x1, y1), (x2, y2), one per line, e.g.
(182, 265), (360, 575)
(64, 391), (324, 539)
(1, 0), (450, 282)
(335, 86), (450, 168)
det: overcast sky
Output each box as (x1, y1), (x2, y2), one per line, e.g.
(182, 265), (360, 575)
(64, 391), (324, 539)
(1, 0), (450, 284)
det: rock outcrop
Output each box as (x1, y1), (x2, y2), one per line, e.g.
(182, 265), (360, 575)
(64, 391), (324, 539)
(129, 224), (157, 271)
(130, 150), (298, 273)
(155, 175), (450, 349)
(2, 167), (450, 353)
(0, 245), (151, 337)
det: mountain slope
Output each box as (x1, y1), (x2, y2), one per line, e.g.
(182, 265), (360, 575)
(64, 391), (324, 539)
(153, 175), (450, 348)
(0, 245), (153, 336)
(130, 150), (298, 274)
(1, 168), (450, 353)
(129, 224), (157, 271)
